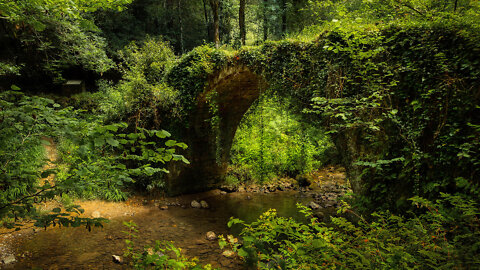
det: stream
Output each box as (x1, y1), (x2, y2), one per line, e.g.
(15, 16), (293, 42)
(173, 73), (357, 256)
(1, 169), (347, 270)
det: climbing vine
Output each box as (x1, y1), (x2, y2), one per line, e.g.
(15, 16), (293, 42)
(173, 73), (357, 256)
(161, 19), (480, 211)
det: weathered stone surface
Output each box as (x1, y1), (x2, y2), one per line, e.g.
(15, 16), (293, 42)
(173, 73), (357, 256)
(164, 66), (267, 195)
(91, 211), (101, 218)
(159, 205), (169, 210)
(220, 185), (238, 193)
(112, 255), (123, 264)
(308, 201), (321, 210)
(1, 254), (16, 265)
(191, 200), (201, 208)
(200, 200), (209, 209)
(206, 231), (216, 241)
(313, 211), (325, 220)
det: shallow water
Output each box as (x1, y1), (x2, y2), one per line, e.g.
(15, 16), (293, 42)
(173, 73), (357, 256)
(8, 190), (329, 270)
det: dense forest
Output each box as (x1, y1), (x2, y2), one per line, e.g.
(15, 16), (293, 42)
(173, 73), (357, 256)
(1, 0), (480, 269)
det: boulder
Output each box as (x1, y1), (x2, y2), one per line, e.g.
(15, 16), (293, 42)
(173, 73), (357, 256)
(112, 255), (123, 264)
(159, 206), (169, 210)
(191, 200), (201, 208)
(206, 231), (216, 241)
(313, 211), (325, 220)
(1, 254), (16, 265)
(91, 211), (101, 218)
(220, 185), (237, 193)
(308, 201), (321, 210)
(200, 200), (209, 209)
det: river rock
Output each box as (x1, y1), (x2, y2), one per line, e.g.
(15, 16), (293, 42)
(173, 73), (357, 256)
(220, 191), (227, 195)
(1, 254), (16, 265)
(206, 231), (216, 241)
(191, 200), (201, 208)
(308, 201), (321, 210)
(112, 255), (123, 264)
(313, 211), (325, 220)
(159, 205), (168, 210)
(220, 185), (238, 193)
(200, 200), (209, 209)
(220, 258), (232, 267)
(147, 248), (165, 256)
(91, 211), (101, 218)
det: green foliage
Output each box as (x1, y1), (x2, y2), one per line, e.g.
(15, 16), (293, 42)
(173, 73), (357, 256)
(161, 17), (479, 212)
(0, 0), (132, 84)
(56, 120), (188, 200)
(308, 19), (480, 210)
(0, 89), (64, 228)
(223, 195), (480, 269)
(94, 0), (210, 53)
(123, 221), (214, 270)
(306, 0), (480, 26)
(0, 90), (188, 228)
(98, 38), (180, 128)
(166, 45), (232, 119)
(0, 62), (22, 76)
(230, 94), (334, 182)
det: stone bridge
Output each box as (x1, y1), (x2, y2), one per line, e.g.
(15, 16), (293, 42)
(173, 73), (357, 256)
(165, 65), (268, 195)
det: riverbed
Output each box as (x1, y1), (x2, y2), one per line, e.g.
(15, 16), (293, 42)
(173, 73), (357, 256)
(1, 168), (347, 269)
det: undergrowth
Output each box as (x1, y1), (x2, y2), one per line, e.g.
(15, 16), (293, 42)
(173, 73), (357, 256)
(221, 194), (480, 269)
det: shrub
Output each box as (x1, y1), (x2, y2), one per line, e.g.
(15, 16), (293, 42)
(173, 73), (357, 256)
(123, 221), (215, 270)
(230, 94), (335, 183)
(99, 37), (180, 128)
(222, 194), (480, 269)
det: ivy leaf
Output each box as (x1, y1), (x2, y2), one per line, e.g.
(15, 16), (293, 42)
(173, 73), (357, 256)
(237, 248), (248, 257)
(94, 137), (105, 147)
(156, 130), (171, 138)
(165, 140), (176, 147)
(106, 137), (120, 147)
(105, 125), (119, 132)
(227, 218), (244, 228)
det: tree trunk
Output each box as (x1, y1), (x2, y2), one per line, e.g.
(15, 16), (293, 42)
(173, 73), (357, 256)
(210, 0), (220, 48)
(281, 0), (287, 37)
(239, 0), (246, 45)
(165, 0), (174, 33)
(263, 0), (268, 41)
(177, 0), (184, 53)
(202, 0), (211, 40)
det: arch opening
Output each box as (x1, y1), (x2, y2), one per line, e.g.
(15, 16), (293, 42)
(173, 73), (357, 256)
(165, 65), (338, 195)
(165, 66), (266, 194)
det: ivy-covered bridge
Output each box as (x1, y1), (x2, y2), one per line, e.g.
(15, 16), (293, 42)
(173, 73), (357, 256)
(162, 23), (480, 211)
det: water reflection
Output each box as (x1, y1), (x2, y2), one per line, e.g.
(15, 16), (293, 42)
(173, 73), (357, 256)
(12, 191), (321, 269)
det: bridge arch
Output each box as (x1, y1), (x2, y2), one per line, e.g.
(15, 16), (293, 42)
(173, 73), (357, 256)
(165, 65), (268, 194)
